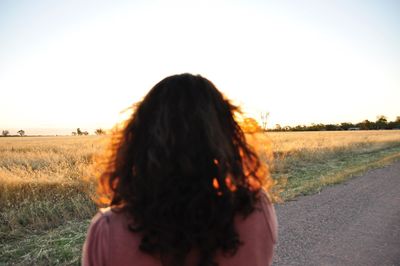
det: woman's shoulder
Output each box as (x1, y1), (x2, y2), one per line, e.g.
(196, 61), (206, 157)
(82, 207), (141, 266)
(82, 208), (113, 266)
(83, 208), (162, 266)
(239, 189), (278, 243)
(87, 207), (117, 229)
(89, 207), (133, 235)
(257, 189), (278, 244)
(89, 207), (111, 224)
(215, 189), (278, 266)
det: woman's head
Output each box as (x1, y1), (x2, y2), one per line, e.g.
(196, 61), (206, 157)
(98, 73), (270, 266)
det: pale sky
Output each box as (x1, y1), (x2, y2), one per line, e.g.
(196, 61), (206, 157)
(1, 0), (399, 135)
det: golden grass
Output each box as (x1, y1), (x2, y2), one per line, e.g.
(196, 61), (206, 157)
(0, 136), (105, 233)
(0, 130), (400, 231)
(267, 130), (400, 152)
(1, 131), (399, 231)
(1, 131), (400, 264)
(260, 130), (400, 200)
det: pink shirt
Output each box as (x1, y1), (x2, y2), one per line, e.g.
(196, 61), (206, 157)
(82, 191), (278, 266)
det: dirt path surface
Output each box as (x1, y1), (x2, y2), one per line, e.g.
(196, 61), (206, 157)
(273, 161), (400, 266)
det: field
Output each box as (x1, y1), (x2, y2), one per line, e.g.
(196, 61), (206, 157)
(1, 131), (400, 265)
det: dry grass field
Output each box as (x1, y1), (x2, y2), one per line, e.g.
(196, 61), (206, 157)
(0, 137), (102, 232)
(1, 131), (400, 265)
(265, 131), (400, 199)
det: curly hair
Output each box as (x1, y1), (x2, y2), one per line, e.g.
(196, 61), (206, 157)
(98, 73), (270, 266)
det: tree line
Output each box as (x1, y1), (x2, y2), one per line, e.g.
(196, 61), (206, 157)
(71, 128), (106, 136)
(1, 128), (107, 137)
(271, 115), (400, 132)
(1, 130), (25, 137)
(2, 115), (399, 136)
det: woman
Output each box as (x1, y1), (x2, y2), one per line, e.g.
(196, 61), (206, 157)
(82, 73), (278, 266)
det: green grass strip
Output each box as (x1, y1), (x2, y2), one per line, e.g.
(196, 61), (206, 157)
(275, 146), (400, 201)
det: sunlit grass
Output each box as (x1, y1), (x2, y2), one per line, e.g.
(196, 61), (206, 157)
(258, 131), (400, 200)
(1, 131), (400, 264)
(0, 137), (103, 234)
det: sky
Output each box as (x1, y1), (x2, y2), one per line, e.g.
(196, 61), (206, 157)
(0, 0), (399, 135)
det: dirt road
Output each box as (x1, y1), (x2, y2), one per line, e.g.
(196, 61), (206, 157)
(273, 161), (400, 266)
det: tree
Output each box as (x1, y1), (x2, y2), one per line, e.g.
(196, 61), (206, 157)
(260, 112), (269, 131)
(376, 115), (388, 129)
(388, 116), (400, 129)
(83, 131), (89, 136)
(17, 130), (25, 136)
(309, 123), (326, 131)
(72, 132), (77, 136)
(77, 128), (83, 136)
(2, 130), (9, 137)
(395, 116), (400, 129)
(357, 120), (373, 130)
(95, 128), (106, 135)
(325, 124), (339, 131)
(340, 122), (354, 130)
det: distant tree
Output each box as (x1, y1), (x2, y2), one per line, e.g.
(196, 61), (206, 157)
(390, 116), (400, 129)
(376, 115), (387, 122)
(387, 116), (400, 129)
(260, 112), (269, 131)
(2, 130), (9, 137)
(376, 115), (388, 129)
(77, 128), (83, 136)
(387, 121), (395, 129)
(292, 125), (307, 131)
(17, 130), (25, 136)
(395, 116), (400, 129)
(325, 124), (339, 131)
(308, 123), (326, 131)
(255, 114), (397, 132)
(95, 128), (106, 135)
(357, 120), (373, 130)
(340, 122), (355, 130)
(83, 131), (89, 136)
(72, 132), (77, 136)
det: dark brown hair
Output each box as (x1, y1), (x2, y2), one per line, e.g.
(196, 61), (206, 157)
(98, 73), (270, 266)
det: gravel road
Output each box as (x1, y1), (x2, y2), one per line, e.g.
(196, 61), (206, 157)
(273, 161), (400, 266)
